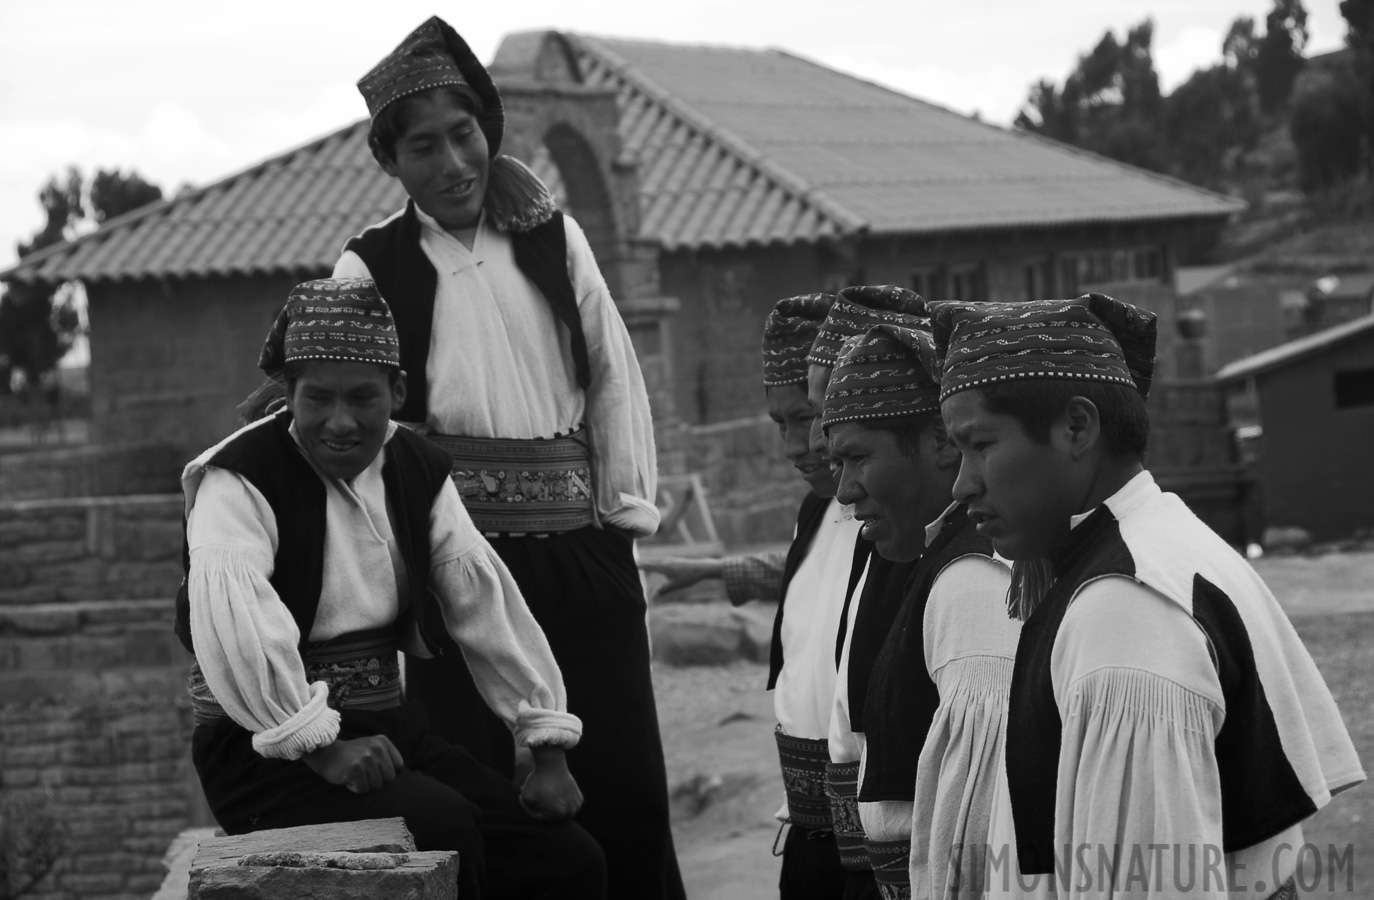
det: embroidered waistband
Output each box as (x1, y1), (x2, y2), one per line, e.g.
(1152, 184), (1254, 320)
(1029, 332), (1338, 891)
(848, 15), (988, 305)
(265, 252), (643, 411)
(867, 836), (912, 894)
(428, 429), (595, 535)
(775, 730), (832, 831)
(189, 627), (402, 727)
(826, 760), (869, 870)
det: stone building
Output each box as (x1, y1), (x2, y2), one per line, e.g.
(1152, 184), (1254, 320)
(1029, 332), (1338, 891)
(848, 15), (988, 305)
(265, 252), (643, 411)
(2, 30), (1242, 541)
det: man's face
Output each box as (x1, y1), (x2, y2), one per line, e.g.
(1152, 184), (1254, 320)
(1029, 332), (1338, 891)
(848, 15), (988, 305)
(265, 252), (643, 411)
(767, 383), (838, 498)
(942, 389), (1079, 560)
(829, 420), (946, 562)
(381, 89), (489, 231)
(287, 361), (405, 482)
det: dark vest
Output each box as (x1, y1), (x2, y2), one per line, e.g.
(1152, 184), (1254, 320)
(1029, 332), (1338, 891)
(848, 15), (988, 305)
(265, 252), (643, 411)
(1006, 506), (1316, 874)
(845, 551), (922, 731)
(767, 492), (834, 690)
(858, 506), (992, 802)
(343, 203), (591, 424)
(832, 533), (879, 668)
(174, 413), (456, 657)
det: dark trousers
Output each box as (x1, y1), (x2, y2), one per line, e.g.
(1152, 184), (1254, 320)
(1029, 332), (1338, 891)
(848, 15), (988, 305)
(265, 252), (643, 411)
(779, 826), (882, 900)
(192, 703), (606, 900)
(407, 526), (685, 900)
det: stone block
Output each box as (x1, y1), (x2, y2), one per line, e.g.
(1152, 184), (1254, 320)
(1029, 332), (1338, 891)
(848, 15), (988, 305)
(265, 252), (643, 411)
(13, 539), (87, 565)
(58, 871), (126, 893)
(192, 818), (416, 869)
(14, 636), (74, 671)
(194, 851), (457, 900)
(70, 634), (128, 670)
(649, 603), (772, 666)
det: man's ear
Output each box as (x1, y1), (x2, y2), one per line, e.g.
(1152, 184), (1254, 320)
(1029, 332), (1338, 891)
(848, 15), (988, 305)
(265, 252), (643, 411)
(392, 370), (408, 409)
(1064, 396), (1102, 459)
(929, 419), (962, 470)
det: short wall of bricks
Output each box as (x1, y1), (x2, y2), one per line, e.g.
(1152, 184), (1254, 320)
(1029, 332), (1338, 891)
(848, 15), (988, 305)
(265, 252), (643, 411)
(0, 493), (199, 900)
(0, 442), (182, 503)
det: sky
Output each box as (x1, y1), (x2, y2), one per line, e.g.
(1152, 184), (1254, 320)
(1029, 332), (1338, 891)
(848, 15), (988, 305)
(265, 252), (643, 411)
(0, 0), (1352, 272)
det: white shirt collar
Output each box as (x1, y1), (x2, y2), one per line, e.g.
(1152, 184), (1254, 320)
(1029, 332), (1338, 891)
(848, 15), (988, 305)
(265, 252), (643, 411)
(1068, 468), (1157, 531)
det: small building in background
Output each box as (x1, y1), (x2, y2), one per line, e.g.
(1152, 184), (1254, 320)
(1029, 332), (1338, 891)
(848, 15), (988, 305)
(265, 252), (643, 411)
(1215, 313), (1374, 542)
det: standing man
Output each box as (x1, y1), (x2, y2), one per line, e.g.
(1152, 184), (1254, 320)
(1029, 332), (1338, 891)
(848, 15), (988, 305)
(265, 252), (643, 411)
(934, 295), (1365, 898)
(758, 294), (868, 899)
(334, 18), (680, 898)
(822, 325), (1018, 900)
(805, 285), (928, 889)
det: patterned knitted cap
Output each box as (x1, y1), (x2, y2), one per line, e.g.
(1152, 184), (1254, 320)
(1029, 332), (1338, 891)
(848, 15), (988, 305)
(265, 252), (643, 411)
(808, 284), (930, 366)
(932, 293), (1156, 401)
(259, 278), (401, 375)
(358, 16), (505, 156)
(822, 325), (942, 427)
(762, 293), (835, 387)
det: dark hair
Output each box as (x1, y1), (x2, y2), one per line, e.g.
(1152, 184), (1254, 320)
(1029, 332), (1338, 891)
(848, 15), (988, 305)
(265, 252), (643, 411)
(977, 379), (1149, 460)
(235, 361), (402, 426)
(367, 87), (483, 164)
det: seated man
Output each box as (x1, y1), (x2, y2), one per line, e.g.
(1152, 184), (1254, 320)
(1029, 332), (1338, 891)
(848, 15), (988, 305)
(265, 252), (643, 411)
(177, 278), (606, 900)
(934, 294), (1366, 899)
(823, 325), (1018, 900)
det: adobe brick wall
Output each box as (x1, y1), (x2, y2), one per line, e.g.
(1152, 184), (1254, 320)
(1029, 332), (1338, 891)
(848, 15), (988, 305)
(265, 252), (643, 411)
(0, 493), (197, 900)
(0, 442), (181, 502)
(0, 495), (185, 607)
(684, 414), (808, 547)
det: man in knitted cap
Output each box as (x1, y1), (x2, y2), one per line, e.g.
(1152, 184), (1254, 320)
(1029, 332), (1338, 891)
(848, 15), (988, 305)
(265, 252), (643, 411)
(934, 294), (1365, 898)
(177, 279), (606, 899)
(822, 324), (1017, 900)
(335, 19), (679, 897)
(645, 293), (870, 897)
(804, 285), (930, 886)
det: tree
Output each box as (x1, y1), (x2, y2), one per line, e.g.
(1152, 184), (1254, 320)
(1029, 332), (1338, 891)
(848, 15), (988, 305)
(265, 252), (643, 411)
(1166, 64), (1262, 187)
(1290, 57), (1371, 189)
(0, 168), (163, 393)
(1015, 19), (1169, 172)
(1255, 0), (1309, 112)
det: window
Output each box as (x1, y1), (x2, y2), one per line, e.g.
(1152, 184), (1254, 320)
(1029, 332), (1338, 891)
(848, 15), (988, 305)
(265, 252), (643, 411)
(911, 267), (941, 301)
(949, 264), (981, 303)
(1334, 367), (1374, 409)
(822, 269), (865, 294)
(1058, 246), (1165, 291)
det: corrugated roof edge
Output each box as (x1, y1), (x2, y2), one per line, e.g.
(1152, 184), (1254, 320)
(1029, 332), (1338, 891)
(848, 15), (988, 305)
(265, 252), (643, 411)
(0, 118), (370, 286)
(1214, 312), (1374, 384)
(771, 47), (1247, 220)
(569, 33), (869, 236)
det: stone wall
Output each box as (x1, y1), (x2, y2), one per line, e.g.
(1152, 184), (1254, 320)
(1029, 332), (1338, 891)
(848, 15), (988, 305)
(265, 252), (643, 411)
(0, 494), (198, 900)
(0, 443), (181, 503)
(683, 414), (807, 548)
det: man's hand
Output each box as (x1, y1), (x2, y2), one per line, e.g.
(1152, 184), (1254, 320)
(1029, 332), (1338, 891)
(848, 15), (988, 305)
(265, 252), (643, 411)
(520, 746), (583, 821)
(638, 557), (724, 596)
(302, 735), (404, 794)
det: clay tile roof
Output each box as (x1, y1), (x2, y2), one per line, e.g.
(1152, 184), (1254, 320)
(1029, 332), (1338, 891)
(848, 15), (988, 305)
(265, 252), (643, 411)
(570, 34), (1242, 250)
(2, 32), (1243, 286)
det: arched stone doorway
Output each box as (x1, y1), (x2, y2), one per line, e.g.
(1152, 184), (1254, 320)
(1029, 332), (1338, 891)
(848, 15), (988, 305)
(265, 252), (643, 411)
(490, 31), (682, 454)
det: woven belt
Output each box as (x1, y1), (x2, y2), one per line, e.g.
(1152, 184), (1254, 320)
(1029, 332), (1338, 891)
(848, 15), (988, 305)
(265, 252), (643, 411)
(189, 627), (401, 726)
(826, 760), (869, 870)
(867, 836), (912, 897)
(427, 429), (595, 535)
(775, 730), (832, 831)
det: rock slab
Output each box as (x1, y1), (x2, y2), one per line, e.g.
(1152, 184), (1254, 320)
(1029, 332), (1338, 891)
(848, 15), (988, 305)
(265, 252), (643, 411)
(188, 817), (457, 900)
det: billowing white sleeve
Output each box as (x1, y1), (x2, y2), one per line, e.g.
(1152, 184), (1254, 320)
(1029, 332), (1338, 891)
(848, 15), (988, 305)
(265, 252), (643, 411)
(909, 554), (1017, 899)
(186, 468), (340, 759)
(565, 216), (659, 537)
(1051, 576), (1227, 899)
(428, 477), (583, 748)
(332, 250), (372, 279)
